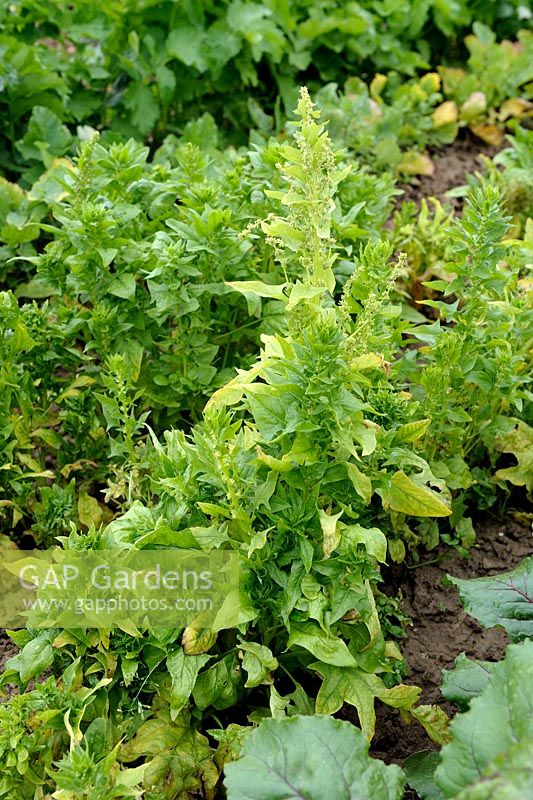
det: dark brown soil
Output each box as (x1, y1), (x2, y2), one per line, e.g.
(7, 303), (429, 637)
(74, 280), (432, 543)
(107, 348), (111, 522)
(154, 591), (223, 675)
(399, 131), (501, 210)
(369, 514), (532, 778)
(0, 632), (18, 674)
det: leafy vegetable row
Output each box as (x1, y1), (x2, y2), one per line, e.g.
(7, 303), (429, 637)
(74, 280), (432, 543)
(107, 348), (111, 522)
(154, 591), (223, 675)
(0, 88), (531, 799)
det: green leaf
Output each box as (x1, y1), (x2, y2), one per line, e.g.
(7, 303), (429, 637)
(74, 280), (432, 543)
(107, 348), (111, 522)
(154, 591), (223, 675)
(448, 555), (533, 641)
(379, 471), (451, 517)
(16, 106), (72, 164)
(404, 751), (444, 800)
(226, 280), (287, 301)
(123, 84), (159, 136)
(166, 27), (207, 71)
(436, 641), (533, 798)
(261, 218), (305, 250)
(155, 64), (176, 105)
(286, 282), (326, 310)
(238, 640), (278, 688)
(454, 738), (533, 799)
(4, 630), (54, 683)
(341, 524), (387, 563)
(441, 653), (497, 710)
(312, 662), (420, 739)
(494, 421), (533, 491)
(245, 384), (286, 441)
(288, 621), (357, 667)
(224, 715), (405, 800)
(212, 586), (258, 632)
(345, 463), (372, 503)
(108, 272), (136, 300)
(189, 524), (229, 550)
(193, 653), (242, 711)
(166, 649), (210, 718)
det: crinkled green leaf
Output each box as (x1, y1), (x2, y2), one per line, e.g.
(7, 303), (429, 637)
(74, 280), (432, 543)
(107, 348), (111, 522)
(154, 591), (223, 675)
(404, 751), (444, 800)
(448, 555), (533, 641)
(224, 715), (405, 800)
(436, 641), (533, 798)
(441, 653), (497, 709)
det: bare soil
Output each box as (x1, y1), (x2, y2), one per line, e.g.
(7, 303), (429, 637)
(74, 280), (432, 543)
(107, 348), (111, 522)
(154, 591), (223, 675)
(0, 632), (17, 674)
(398, 130), (501, 210)
(368, 513), (532, 792)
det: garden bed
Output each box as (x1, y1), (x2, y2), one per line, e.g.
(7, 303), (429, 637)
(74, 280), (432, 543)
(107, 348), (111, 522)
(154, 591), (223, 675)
(369, 512), (532, 771)
(399, 130), (501, 208)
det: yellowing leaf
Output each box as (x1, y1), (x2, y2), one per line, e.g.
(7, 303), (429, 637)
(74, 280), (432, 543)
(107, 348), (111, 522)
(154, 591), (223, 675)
(319, 509), (343, 558)
(342, 524), (387, 563)
(55, 374), (97, 403)
(256, 449), (293, 472)
(385, 641), (403, 660)
(379, 471), (451, 517)
(238, 640), (278, 688)
(77, 491), (103, 528)
(16, 452), (43, 472)
(397, 151), (434, 176)
(315, 664), (377, 738)
(370, 73), (387, 99)
(346, 463), (372, 503)
(494, 421), (533, 491)
(388, 538), (406, 563)
(288, 621), (357, 667)
(182, 626), (217, 655)
(393, 419), (431, 444)
(410, 704), (451, 745)
(225, 281), (287, 301)
(499, 97), (533, 121)
(352, 421), (377, 456)
(432, 100), (458, 127)
(205, 362), (267, 411)
(313, 662), (420, 740)
(419, 72), (441, 94)
(470, 123), (504, 147)
(460, 91), (487, 121)
(350, 353), (383, 372)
